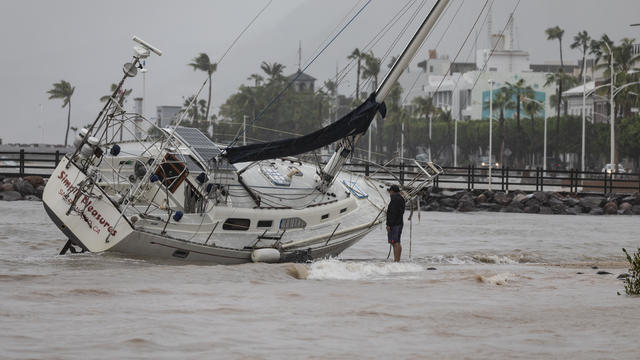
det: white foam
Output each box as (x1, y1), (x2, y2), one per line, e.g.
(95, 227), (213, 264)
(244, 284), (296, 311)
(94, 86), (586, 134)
(307, 259), (424, 280)
(479, 272), (515, 285)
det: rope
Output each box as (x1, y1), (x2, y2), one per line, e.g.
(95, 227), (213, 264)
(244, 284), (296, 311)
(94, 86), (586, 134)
(430, 0), (492, 99)
(471, 0), (523, 91)
(217, 0), (273, 66)
(402, 0), (465, 104)
(224, 0), (373, 150)
(409, 215), (413, 260)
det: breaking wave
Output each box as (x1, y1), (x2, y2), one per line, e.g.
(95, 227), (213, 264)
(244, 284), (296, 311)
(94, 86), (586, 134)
(305, 259), (424, 280)
(476, 272), (516, 285)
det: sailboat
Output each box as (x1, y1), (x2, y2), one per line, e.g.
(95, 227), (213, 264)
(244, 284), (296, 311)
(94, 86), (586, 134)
(42, 0), (448, 264)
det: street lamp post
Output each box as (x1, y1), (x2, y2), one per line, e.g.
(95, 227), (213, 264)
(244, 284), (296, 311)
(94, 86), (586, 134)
(242, 115), (247, 145)
(428, 113), (432, 162)
(584, 75), (640, 170)
(581, 56), (587, 173)
(453, 106), (457, 167)
(488, 79), (494, 191)
(603, 41), (615, 165)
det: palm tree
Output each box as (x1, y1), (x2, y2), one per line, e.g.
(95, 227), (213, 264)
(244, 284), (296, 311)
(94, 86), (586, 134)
(505, 79), (533, 130)
(247, 73), (264, 87)
(546, 26), (565, 68)
(361, 51), (383, 154)
(260, 61), (285, 81)
(412, 96), (435, 160)
(323, 80), (337, 96)
(347, 48), (365, 100)
(100, 83), (132, 106)
(47, 80), (75, 147)
(571, 31), (591, 80)
(484, 87), (514, 166)
(544, 71), (577, 156)
(523, 99), (543, 166)
(189, 53), (217, 123)
(546, 26), (565, 153)
(361, 51), (381, 93)
(505, 79), (534, 166)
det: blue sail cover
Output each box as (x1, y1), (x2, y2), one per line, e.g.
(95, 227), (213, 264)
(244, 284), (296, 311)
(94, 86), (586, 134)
(224, 93), (386, 164)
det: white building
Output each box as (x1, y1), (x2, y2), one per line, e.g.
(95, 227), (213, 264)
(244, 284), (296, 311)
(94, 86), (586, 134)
(469, 71), (555, 121)
(562, 81), (595, 119)
(156, 105), (182, 128)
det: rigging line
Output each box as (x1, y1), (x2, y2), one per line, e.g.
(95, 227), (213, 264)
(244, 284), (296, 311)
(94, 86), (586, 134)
(224, 0), (373, 150)
(471, 0), (522, 91)
(448, 1), (492, 98)
(333, 0), (418, 92)
(327, 0), (419, 98)
(354, 0), (430, 99)
(217, 0), (273, 66)
(380, 0), (430, 69)
(401, 0), (465, 104)
(301, 0), (366, 69)
(431, 0), (491, 100)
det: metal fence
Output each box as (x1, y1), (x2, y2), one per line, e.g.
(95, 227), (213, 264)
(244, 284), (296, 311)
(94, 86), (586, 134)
(1, 150), (638, 195)
(0, 150), (65, 177)
(343, 163), (640, 195)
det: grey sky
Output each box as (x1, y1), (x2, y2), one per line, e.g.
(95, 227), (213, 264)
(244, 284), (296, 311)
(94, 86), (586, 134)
(1, 0), (639, 144)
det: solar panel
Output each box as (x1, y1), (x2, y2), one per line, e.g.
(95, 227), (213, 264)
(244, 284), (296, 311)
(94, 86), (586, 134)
(172, 127), (234, 170)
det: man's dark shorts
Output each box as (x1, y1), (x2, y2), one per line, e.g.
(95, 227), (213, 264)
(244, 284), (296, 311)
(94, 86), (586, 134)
(387, 225), (403, 244)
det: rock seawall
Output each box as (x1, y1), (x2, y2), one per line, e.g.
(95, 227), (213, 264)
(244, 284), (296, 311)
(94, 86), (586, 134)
(420, 189), (640, 216)
(0, 176), (46, 201)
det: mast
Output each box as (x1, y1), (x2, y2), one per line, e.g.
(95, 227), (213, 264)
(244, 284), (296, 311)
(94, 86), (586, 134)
(375, 0), (450, 103)
(317, 0), (450, 191)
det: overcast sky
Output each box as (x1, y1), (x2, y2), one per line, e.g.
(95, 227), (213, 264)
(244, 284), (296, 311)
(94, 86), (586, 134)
(1, 0), (639, 145)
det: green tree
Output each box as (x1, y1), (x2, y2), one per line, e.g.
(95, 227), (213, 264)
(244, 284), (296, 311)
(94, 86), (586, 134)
(189, 53), (218, 123)
(348, 48), (366, 101)
(545, 71), (576, 157)
(546, 26), (566, 155)
(571, 30), (591, 80)
(546, 26), (566, 69)
(47, 80), (75, 147)
(100, 83), (132, 106)
(411, 96), (435, 159)
(247, 73), (264, 87)
(484, 87), (514, 166)
(523, 99), (544, 167)
(260, 61), (285, 82)
(505, 78), (533, 130)
(219, 62), (329, 145)
(361, 51), (383, 154)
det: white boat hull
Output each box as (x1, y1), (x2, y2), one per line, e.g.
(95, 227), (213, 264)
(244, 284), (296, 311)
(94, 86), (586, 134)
(43, 156), (381, 264)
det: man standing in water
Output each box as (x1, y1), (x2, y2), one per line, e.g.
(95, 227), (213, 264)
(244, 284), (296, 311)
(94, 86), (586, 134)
(386, 184), (405, 262)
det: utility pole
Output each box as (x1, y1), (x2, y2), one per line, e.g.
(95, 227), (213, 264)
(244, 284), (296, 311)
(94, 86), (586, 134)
(243, 115), (247, 146)
(488, 79), (494, 192)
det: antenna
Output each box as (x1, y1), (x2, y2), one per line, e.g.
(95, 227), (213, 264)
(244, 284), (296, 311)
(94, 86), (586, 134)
(508, 13), (514, 50)
(132, 36), (163, 57)
(487, 2), (493, 46)
(297, 40), (302, 71)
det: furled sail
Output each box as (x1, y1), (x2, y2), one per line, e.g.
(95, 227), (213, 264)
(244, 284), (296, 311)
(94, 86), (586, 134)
(223, 93), (386, 164)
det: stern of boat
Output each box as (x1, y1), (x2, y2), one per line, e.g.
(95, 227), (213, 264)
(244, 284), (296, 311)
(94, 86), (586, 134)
(43, 157), (134, 253)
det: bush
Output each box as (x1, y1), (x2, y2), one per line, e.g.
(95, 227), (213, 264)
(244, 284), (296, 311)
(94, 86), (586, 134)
(621, 248), (640, 296)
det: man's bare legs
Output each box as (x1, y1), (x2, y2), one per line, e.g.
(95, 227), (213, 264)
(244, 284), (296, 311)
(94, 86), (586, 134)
(393, 242), (402, 262)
